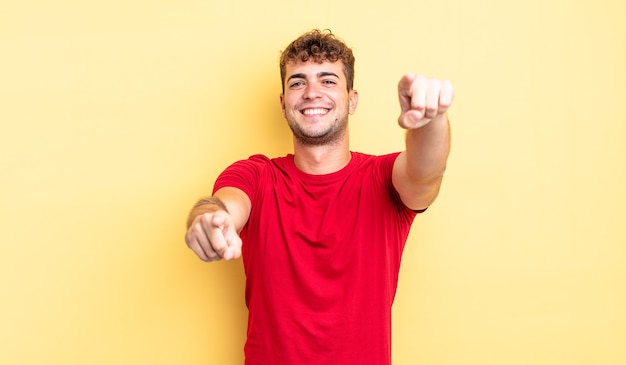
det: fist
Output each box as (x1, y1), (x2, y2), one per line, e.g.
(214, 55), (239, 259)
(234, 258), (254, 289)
(185, 210), (242, 262)
(398, 74), (454, 129)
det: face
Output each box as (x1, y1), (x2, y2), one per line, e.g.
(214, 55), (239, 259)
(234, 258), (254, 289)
(280, 60), (358, 146)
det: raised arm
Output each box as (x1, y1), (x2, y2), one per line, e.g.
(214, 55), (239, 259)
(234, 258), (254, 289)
(392, 74), (453, 211)
(184, 187), (251, 262)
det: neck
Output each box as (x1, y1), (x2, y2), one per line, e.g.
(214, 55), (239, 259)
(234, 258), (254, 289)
(292, 137), (351, 175)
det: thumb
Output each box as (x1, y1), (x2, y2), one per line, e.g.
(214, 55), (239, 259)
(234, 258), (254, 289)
(397, 74), (429, 129)
(398, 74), (416, 112)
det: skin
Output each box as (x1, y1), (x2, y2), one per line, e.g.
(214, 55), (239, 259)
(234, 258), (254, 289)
(185, 60), (453, 262)
(280, 61), (358, 175)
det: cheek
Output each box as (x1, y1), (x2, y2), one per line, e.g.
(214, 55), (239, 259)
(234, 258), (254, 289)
(284, 97), (300, 114)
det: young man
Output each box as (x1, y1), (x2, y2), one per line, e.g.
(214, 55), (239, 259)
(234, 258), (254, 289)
(185, 29), (453, 365)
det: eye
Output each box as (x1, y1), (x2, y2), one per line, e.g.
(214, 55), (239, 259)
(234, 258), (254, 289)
(322, 79), (337, 86)
(289, 81), (305, 89)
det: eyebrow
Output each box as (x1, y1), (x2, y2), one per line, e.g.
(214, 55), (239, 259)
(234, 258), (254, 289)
(287, 71), (340, 82)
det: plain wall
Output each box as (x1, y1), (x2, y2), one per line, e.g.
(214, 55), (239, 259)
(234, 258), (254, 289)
(1, 0), (625, 364)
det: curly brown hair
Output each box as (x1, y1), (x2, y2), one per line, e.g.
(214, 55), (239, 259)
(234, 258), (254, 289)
(279, 29), (355, 92)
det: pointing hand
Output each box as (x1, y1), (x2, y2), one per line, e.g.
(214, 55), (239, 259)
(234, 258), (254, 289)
(397, 74), (454, 129)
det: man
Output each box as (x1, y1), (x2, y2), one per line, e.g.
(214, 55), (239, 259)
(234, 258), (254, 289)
(185, 29), (453, 365)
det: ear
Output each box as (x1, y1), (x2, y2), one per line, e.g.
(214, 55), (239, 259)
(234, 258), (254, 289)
(279, 93), (286, 118)
(348, 89), (359, 115)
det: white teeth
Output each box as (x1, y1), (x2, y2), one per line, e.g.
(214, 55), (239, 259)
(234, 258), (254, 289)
(303, 108), (328, 115)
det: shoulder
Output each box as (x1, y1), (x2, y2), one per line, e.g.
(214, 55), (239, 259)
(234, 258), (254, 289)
(350, 151), (418, 217)
(239, 154), (272, 165)
(351, 151), (401, 172)
(237, 154), (292, 167)
(219, 154), (294, 182)
(223, 154), (272, 172)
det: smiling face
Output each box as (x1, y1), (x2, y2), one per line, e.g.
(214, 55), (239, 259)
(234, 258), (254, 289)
(280, 60), (358, 146)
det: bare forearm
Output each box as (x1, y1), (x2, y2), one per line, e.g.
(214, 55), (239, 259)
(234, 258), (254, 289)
(393, 74), (453, 210)
(405, 113), (451, 184)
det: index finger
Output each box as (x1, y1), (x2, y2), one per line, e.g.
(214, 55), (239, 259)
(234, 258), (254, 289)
(397, 74), (414, 111)
(200, 212), (230, 258)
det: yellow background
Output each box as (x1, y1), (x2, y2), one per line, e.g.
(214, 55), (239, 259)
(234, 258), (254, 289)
(1, 0), (625, 364)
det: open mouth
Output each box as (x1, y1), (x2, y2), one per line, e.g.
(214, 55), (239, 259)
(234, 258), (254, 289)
(301, 108), (330, 116)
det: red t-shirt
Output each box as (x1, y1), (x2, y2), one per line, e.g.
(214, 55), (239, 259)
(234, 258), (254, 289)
(213, 152), (417, 365)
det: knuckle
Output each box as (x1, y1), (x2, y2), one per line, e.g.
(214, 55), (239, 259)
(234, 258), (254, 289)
(199, 213), (213, 225)
(191, 223), (203, 233)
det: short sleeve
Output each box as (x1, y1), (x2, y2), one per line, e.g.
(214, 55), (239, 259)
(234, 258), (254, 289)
(212, 154), (270, 201)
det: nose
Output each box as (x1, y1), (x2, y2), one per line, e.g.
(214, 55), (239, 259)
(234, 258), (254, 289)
(303, 83), (322, 99)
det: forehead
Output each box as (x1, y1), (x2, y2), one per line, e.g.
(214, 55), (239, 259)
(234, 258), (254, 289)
(285, 60), (346, 79)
